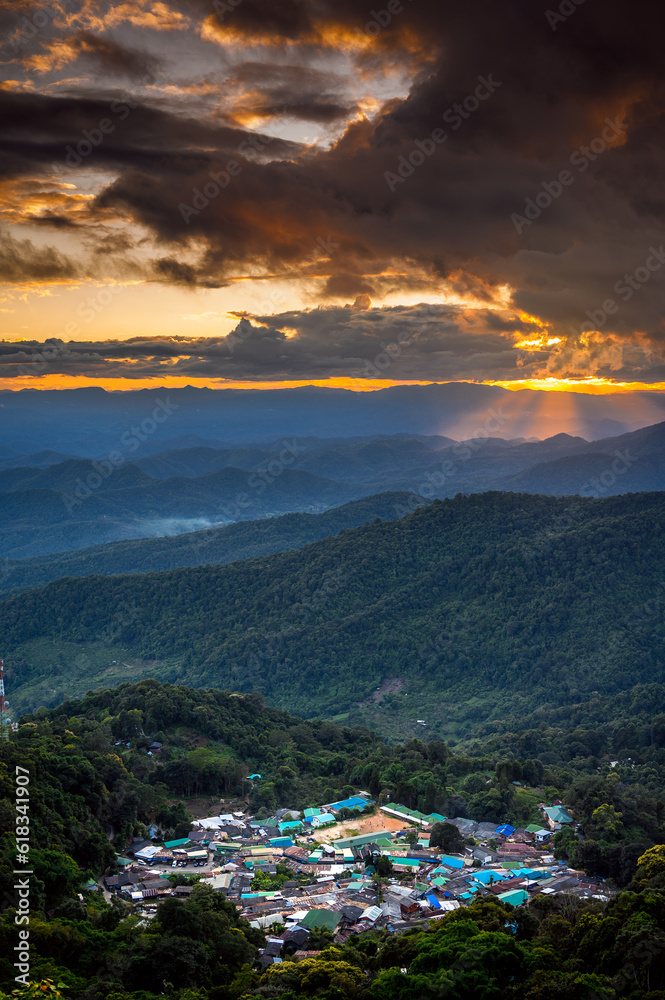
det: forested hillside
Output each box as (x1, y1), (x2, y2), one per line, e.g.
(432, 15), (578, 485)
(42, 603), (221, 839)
(1, 680), (664, 1000)
(0, 492), (426, 593)
(2, 492), (665, 735)
(0, 460), (364, 559)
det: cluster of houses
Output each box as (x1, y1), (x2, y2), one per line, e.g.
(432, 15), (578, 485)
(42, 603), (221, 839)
(103, 796), (608, 966)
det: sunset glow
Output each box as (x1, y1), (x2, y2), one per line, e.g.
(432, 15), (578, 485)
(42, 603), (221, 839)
(0, 0), (663, 431)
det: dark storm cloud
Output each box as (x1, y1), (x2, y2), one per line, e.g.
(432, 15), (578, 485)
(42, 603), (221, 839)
(0, 89), (302, 182)
(152, 256), (199, 286)
(67, 30), (164, 78)
(3, 0), (665, 379)
(224, 61), (357, 124)
(0, 303), (544, 382)
(85, 0), (665, 351)
(0, 227), (80, 281)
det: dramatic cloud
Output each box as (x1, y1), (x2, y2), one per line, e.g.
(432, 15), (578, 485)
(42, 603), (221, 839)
(0, 227), (80, 282)
(1, 0), (665, 386)
(0, 302), (606, 382)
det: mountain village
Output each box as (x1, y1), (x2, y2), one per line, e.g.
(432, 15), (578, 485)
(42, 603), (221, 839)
(101, 793), (613, 969)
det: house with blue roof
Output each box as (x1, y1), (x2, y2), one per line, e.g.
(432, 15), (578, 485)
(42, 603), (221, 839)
(472, 869), (509, 885)
(439, 855), (465, 869)
(327, 796), (373, 814)
(311, 813), (336, 828)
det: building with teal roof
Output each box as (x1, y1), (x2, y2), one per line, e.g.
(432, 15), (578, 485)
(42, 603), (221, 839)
(544, 806), (573, 825)
(472, 869), (508, 885)
(278, 820), (303, 834)
(499, 889), (530, 906)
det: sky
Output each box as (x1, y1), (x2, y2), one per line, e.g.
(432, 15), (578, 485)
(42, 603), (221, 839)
(1, 0), (665, 395)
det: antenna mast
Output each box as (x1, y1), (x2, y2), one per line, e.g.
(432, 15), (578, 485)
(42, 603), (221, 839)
(0, 658), (8, 740)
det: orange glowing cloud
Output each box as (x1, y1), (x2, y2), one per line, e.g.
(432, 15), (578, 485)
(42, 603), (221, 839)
(200, 13), (429, 61)
(0, 176), (93, 226)
(24, 37), (85, 73)
(62, 0), (190, 33)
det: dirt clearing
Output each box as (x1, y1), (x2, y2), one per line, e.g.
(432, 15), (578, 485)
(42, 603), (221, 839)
(311, 811), (407, 843)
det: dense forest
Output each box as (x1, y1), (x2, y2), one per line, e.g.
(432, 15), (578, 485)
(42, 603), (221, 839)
(1, 680), (664, 1000)
(2, 492), (665, 738)
(0, 492), (425, 594)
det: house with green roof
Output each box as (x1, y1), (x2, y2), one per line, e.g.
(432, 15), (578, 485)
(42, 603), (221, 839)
(300, 909), (341, 931)
(544, 806), (573, 828)
(380, 803), (431, 826)
(333, 830), (395, 848)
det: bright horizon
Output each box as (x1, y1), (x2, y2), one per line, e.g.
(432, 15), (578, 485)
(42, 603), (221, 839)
(3, 375), (665, 395)
(2, 2), (665, 404)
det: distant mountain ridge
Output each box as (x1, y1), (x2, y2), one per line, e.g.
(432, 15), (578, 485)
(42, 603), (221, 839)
(0, 491), (427, 592)
(0, 459), (364, 558)
(3, 491), (664, 734)
(1, 419), (664, 558)
(3, 382), (665, 452)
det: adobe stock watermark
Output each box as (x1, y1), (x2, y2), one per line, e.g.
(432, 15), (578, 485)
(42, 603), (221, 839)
(546, 0), (586, 32)
(557, 245), (665, 363)
(357, 0), (413, 37)
(63, 397), (179, 513)
(54, 73), (156, 170)
(511, 117), (627, 233)
(180, 110), (288, 224)
(212, 0), (243, 19)
(16, 285), (125, 377)
(412, 406), (509, 502)
(191, 439), (306, 535)
(578, 449), (636, 499)
(314, 235), (341, 259)
(179, 161), (242, 224)
(521, 449), (637, 564)
(385, 75), (501, 191)
(361, 327), (421, 378)
(14, 766), (32, 987)
(578, 246), (665, 333)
